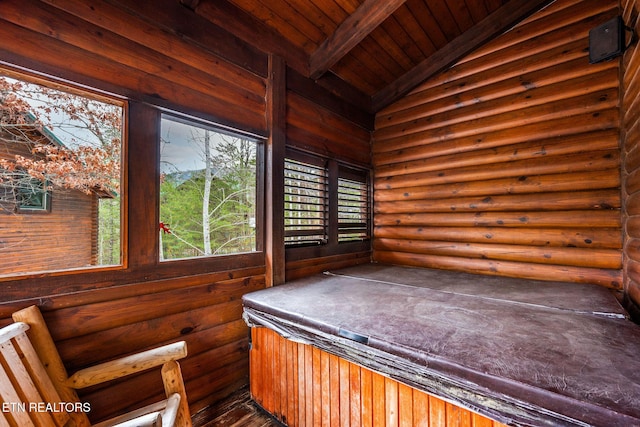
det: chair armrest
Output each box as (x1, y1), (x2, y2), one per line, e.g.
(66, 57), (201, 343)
(93, 393), (181, 427)
(66, 341), (187, 389)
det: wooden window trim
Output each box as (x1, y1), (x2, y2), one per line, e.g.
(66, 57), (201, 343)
(158, 112), (264, 261)
(0, 72), (267, 302)
(285, 148), (371, 259)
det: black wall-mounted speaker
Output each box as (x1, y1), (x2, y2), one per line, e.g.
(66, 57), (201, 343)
(589, 16), (625, 64)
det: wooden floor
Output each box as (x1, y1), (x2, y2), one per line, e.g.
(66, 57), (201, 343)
(192, 387), (285, 427)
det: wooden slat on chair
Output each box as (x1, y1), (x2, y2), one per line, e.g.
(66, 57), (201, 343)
(0, 322), (70, 427)
(12, 306), (90, 427)
(1, 305), (192, 427)
(13, 332), (69, 427)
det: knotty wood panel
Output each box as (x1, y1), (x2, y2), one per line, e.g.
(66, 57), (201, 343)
(250, 327), (509, 427)
(218, 0), (510, 98)
(372, 0), (623, 289)
(623, 0), (640, 318)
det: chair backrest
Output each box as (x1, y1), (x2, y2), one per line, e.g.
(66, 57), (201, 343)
(12, 305), (91, 427)
(0, 321), (71, 427)
(2, 306), (190, 427)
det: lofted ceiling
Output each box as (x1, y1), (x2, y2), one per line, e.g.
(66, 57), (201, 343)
(182, 0), (554, 113)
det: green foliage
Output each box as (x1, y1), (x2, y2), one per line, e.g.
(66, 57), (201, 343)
(159, 133), (256, 260)
(98, 197), (121, 265)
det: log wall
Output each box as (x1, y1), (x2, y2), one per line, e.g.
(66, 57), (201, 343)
(0, 0), (268, 418)
(623, 0), (640, 317)
(250, 326), (509, 427)
(0, 191), (98, 274)
(0, 0), (371, 422)
(285, 70), (373, 281)
(0, 129), (100, 274)
(0, 0), (268, 135)
(372, 0), (624, 289)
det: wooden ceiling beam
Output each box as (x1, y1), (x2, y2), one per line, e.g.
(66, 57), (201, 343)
(188, 0), (309, 76)
(101, 0), (268, 77)
(371, 0), (555, 112)
(309, 0), (407, 80)
(179, 0), (200, 8)
(191, 0), (373, 114)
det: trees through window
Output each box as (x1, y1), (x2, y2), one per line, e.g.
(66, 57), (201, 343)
(159, 115), (259, 260)
(0, 65), (365, 279)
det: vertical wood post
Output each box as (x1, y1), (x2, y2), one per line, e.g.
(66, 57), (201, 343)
(265, 55), (286, 287)
(127, 102), (160, 268)
(161, 360), (192, 427)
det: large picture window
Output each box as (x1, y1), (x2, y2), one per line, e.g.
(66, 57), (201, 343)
(0, 69), (124, 276)
(159, 115), (259, 260)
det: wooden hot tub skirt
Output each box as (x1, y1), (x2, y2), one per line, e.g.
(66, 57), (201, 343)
(242, 264), (640, 426)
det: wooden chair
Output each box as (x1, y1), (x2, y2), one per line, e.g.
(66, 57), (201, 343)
(0, 305), (192, 427)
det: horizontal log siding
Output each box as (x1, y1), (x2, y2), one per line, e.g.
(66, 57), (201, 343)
(285, 85), (372, 280)
(62, 272), (264, 421)
(0, 0), (267, 134)
(0, 266), (266, 422)
(286, 91), (371, 167)
(285, 251), (372, 282)
(372, 0), (623, 289)
(0, 193), (98, 274)
(250, 327), (509, 427)
(0, 0), (269, 422)
(623, 0), (640, 316)
(0, 136), (100, 274)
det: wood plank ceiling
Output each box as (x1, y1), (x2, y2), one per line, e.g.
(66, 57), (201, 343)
(183, 0), (555, 112)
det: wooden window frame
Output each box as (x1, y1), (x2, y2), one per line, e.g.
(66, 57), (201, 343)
(0, 66), (125, 281)
(158, 112), (265, 261)
(0, 66), (267, 302)
(285, 148), (371, 259)
(284, 150), (329, 247)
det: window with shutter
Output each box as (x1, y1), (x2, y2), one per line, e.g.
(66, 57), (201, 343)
(338, 166), (369, 242)
(284, 154), (328, 246)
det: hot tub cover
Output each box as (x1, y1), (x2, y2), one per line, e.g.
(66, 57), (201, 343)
(242, 264), (640, 427)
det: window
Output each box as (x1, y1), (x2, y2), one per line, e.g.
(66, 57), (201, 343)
(338, 166), (370, 242)
(284, 155), (328, 246)
(0, 171), (51, 213)
(16, 176), (51, 212)
(0, 69), (124, 276)
(285, 149), (370, 248)
(159, 115), (259, 260)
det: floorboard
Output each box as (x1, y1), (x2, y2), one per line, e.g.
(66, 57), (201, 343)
(192, 387), (285, 427)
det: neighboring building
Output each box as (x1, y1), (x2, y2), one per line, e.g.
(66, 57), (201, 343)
(0, 112), (102, 276)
